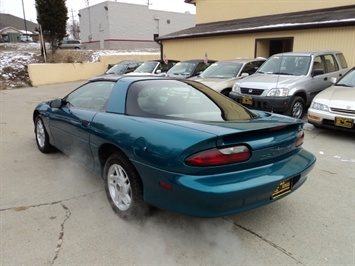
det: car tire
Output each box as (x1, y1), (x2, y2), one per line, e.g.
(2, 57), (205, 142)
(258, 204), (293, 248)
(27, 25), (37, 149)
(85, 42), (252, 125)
(285, 96), (305, 119)
(103, 152), (149, 219)
(35, 116), (55, 153)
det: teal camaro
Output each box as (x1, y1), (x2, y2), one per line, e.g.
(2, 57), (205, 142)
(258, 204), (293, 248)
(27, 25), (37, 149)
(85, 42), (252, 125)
(33, 76), (316, 219)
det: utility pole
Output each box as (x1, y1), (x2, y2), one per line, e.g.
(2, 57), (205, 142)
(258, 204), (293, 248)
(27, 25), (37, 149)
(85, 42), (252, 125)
(85, 0), (92, 42)
(70, 8), (79, 39)
(21, 0), (28, 41)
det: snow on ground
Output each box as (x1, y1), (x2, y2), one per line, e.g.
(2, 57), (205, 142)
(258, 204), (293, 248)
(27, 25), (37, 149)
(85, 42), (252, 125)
(0, 42), (159, 90)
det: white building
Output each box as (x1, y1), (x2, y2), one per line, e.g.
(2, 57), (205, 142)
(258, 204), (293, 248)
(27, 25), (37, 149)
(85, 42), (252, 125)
(78, 1), (195, 50)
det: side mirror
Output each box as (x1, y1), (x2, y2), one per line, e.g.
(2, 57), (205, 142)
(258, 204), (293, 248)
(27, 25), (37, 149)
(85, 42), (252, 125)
(156, 69), (162, 74)
(312, 69), (324, 77)
(50, 99), (65, 108)
(240, 73), (249, 78)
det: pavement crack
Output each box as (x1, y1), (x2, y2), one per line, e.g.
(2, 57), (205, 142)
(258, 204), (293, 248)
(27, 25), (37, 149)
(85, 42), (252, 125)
(51, 203), (71, 264)
(0, 189), (103, 212)
(223, 217), (306, 266)
(317, 168), (336, 175)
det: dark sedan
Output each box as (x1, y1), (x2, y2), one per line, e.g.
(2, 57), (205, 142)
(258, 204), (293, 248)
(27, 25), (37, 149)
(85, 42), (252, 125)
(105, 60), (143, 75)
(33, 76), (316, 219)
(165, 59), (217, 79)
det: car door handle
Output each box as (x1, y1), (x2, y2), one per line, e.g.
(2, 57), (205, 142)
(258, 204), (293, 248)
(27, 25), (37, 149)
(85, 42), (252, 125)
(82, 120), (90, 127)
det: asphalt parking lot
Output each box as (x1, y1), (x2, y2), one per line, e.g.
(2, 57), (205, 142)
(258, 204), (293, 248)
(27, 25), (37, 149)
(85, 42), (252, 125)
(1, 81), (354, 265)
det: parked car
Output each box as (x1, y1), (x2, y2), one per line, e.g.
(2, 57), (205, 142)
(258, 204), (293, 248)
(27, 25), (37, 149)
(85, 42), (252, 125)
(20, 35), (33, 42)
(229, 51), (348, 119)
(59, 39), (82, 49)
(90, 60), (143, 80)
(165, 59), (217, 79)
(307, 66), (355, 131)
(33, 76), (316, 218)
(106, 60), (143, 74)
(189, 58), (266, 96)
(126, 59), (179, 76)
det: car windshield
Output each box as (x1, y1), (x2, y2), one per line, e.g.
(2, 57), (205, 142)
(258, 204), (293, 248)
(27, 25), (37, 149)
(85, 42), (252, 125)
(133, 62), (158, 73)
(200, 62), (242, 78)
(126, 79), (255, 121)
(167, 62), (197, 76)
(335, 68), (355, 87)
(258, 55), (311, 76)
(105, 64), (127, 75)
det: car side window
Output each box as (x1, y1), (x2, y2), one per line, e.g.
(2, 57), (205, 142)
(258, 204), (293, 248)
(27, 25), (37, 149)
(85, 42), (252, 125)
(195, 62), (209, 73)
(336, 53), (348, 69)
(253, 60), (265, 69)
(126, 63), (138, 73)
(323, 54), (338, 73)
(313, 56), (324, 73)
(160, 62), (175, 73)
(241, 62), (256, 75)
(65, 81), (114, 111)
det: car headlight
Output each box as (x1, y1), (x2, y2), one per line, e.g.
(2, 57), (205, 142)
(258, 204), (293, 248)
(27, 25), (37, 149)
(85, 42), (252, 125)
(311, 102), (329, 112)
(232, 83), (240, 92)
(267, 88), (288, 97)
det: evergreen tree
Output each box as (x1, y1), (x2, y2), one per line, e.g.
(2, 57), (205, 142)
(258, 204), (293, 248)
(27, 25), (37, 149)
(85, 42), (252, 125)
(35, 0), (68, 54)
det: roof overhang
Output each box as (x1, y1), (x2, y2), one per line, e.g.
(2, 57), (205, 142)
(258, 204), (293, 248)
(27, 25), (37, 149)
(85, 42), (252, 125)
(158, 5), (355, 41)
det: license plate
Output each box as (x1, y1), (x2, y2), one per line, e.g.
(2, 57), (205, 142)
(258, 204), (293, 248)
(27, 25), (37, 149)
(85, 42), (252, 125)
(334, 117), (353, 128)
(271, 179), (292, 199)
(242, 96), (253, 105)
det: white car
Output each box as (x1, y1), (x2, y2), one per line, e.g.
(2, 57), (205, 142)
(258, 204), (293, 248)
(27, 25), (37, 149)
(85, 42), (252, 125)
(20, 35), (33, 42)
(189, 58), (265, 96)
(59, 39), (82, 49)
(308, 67), (355, 131)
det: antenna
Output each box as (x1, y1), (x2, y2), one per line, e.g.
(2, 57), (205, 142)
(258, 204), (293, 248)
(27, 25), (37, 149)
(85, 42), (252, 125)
(85, 0), (89, 7)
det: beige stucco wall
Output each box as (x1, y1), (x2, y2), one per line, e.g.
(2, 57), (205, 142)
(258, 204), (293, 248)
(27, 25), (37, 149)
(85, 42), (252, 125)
(162, 26), (355, 66)
(28, 54), (160, 87)
(193, 0), (355, 23)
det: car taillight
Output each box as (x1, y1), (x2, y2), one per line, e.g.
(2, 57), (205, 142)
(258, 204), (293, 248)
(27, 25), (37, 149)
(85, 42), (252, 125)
(185, 145), (251, 166)
(295, 130), (304, 147)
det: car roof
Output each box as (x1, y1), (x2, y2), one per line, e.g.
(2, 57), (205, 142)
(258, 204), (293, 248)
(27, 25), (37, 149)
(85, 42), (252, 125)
(144, 59), (180, 63)
(212, 58), (266, 64)
(89, 75), (169, 83)
(272, 50), (343, 57)
(176, 59), (217, 63)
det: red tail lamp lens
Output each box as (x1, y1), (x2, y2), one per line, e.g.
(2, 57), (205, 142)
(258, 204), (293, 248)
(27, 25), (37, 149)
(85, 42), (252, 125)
(185, 146), (251, 166)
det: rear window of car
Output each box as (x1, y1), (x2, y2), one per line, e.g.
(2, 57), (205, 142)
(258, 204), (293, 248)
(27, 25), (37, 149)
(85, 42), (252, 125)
(125, 79), (254, 121)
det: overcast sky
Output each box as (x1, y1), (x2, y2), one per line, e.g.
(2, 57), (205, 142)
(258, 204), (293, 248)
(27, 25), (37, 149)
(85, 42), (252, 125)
(0, 0), (196, 22)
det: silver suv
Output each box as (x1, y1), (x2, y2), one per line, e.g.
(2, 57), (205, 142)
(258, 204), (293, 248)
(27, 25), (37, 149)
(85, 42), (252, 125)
(229, 51), (348, 118)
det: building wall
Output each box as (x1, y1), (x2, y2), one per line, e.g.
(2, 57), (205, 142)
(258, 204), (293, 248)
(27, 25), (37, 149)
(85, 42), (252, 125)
(79, 2), (195, 50)
(28, 53), (159, 86)
(192, 0), (355, 24)
(162, 26), (355, 66)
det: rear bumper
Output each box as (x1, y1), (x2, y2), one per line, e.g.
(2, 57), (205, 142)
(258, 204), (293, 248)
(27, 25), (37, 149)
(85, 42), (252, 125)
(229, 91), (291, 113)
(134, 149), (316, 217)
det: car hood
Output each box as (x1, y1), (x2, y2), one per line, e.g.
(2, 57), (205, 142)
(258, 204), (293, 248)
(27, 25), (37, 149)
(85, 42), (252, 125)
(314, 85), (355, 109)
(191, 77), (240, 91)
(166, 73), (190, 79)
(237, 73), (306, 89)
